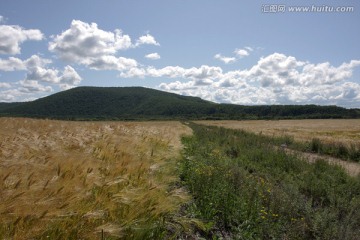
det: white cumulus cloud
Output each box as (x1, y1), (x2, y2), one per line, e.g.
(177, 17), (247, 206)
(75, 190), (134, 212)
(120, 65), (223, 83)
(87, 55), (138, 71)
(155, 53), (360, 107)
(145, 52), (161, 60)
(214, 54), (236, 64)
(234, 48), (250, 58)
(48, 20), (142, 72)
(19, 80), (53, 93)
(26, 67), (59, 83)
(49, 20), (132, 62)
(59, 65), (82, 85)
(25, 65), (82, 86)
(0, 57), (27, 71)
(0, 53), (82, 88)
(0, 24), (43, 55)
(0, 55), (52, 72)
(0, 89), (21, 102)
(135, 34), (160, 46)
(58, 66), (82, 90)
(0, 82), (11, 88)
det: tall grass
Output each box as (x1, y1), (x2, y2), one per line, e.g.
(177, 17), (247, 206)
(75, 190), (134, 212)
(0, 118), (198, 239)
(303, 138), (360, 162)
(180, 123), (360, 239)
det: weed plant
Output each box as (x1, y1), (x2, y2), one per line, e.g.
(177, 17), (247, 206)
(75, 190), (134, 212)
(180, 123), (360, 239)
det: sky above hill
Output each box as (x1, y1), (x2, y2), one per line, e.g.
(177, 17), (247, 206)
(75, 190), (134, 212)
(0, 0), (359, 107)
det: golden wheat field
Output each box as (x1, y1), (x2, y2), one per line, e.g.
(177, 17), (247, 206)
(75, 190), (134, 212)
(0, 118), (193, 239)
(196, 119), (360, 146)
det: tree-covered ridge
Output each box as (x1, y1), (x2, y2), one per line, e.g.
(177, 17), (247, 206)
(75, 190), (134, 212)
(0, 102), (23, 112)
(0, 87), (359, 120)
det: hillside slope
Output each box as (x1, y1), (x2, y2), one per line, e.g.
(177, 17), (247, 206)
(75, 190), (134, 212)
(0, 87), (359, 120)
(0, 87), (217, 119)
(0, 102), (23, 112)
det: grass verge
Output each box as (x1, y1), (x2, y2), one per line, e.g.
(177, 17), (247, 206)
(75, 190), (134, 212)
(180, 123), (360, 239)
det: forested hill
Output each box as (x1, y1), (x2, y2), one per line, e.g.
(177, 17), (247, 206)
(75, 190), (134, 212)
(0, 87), (359, 120)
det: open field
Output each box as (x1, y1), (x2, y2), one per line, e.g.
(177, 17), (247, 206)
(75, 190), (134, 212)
(0, 118), (193, 239)
(2, 118), (360, 239)
(196, 119), (360, 146)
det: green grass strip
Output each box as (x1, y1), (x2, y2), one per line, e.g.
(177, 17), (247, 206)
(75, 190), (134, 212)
(180, 123), (360, 239)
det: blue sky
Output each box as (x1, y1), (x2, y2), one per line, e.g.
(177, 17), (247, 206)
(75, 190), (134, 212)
(0, 0), (359, 107)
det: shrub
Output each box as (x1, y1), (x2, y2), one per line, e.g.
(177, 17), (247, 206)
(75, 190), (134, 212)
(310, 138), (323, 153)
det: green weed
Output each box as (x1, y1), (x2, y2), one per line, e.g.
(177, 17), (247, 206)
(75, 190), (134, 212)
(180, 123), (360, 239)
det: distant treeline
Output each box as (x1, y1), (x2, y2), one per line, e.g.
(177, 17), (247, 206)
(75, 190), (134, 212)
(0, 87), (359, 120)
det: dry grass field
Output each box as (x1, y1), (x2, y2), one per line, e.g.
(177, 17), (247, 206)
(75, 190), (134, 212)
(196, 119), (360, 146)
(0, 118), (193, 239)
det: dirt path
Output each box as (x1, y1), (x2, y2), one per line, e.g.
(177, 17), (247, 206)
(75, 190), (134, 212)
(284, 148), (360, 177)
